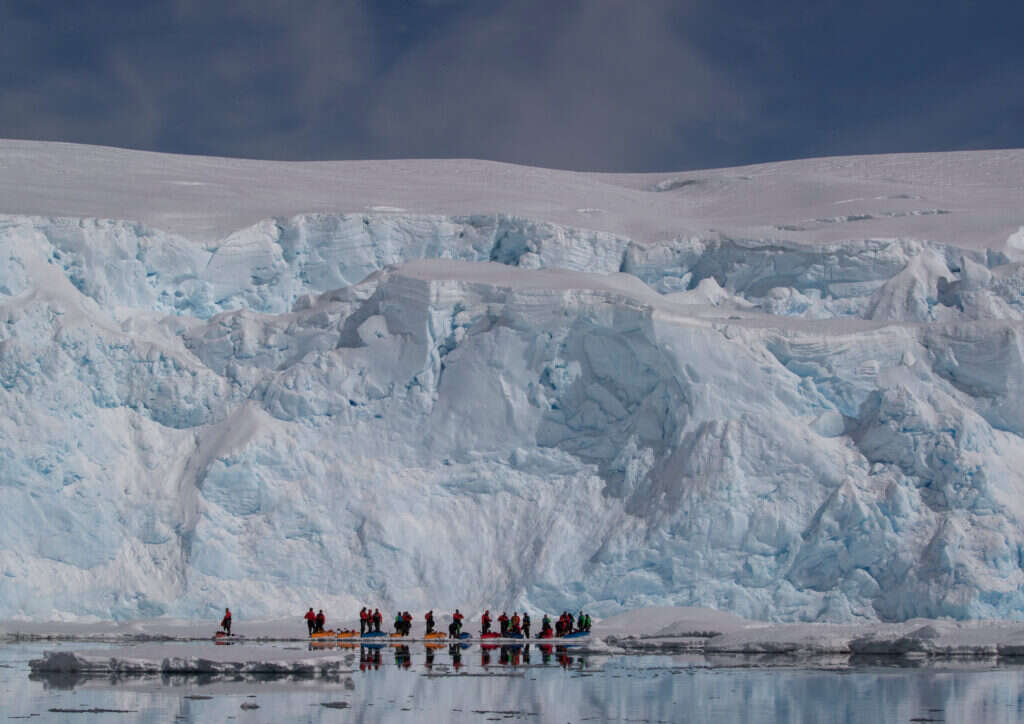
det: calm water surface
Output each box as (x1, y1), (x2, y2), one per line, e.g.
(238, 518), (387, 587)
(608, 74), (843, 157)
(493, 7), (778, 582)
(4, 640), (1024, 723)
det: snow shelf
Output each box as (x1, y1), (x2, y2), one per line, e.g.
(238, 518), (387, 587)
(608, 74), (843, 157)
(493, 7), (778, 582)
(1, 140), (1021, 250)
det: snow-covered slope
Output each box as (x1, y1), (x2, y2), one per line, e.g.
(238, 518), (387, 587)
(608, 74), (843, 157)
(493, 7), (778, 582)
(2, 140), (1024, 622)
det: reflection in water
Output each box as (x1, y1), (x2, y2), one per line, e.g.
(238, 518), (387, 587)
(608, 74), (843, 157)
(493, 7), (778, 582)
(476, 644), (584, 671)
(360, 645), (382, 671)
(449, 643), (466, 672)
(9, 642), (1024, 724)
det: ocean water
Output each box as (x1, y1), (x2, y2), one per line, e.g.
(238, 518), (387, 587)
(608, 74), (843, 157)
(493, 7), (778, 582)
(4, 641), (1024, 723)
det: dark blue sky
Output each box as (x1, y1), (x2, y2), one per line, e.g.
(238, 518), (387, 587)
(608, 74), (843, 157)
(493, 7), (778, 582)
(3, 0), (1022, 171)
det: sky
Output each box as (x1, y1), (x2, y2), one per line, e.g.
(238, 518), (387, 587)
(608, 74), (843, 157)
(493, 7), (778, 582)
(2, 0), (1022, 172)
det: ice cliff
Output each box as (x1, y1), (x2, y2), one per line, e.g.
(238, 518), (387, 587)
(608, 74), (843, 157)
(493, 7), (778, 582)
(2, 143), (1024, 623)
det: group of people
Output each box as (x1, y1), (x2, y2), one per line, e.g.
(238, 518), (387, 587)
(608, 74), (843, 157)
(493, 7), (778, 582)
(222, 604), (590, 639)
(311, 607), (589, 638)
(553, 610), (591, 636)
(359, 607), (384, 633)
(393, 610), (414, 635)
(481, 610), (532, 637)
(304, 607), (328, 634)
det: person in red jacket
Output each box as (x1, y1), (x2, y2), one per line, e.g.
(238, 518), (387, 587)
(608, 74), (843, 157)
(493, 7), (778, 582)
(481, 610), (492, 634)
(372, 608), (382, 632)
(402, 611), (413, 636)
(452, 609), (464, 636)
(315, 609), (326, 633)
(359, 607), (369, 635)
(425, 610), (435, 634)
(304, 607), (316, 636)
(498, 611), (509, 636)
(556, 612), (568, 636)
(220, 608), (232, 635)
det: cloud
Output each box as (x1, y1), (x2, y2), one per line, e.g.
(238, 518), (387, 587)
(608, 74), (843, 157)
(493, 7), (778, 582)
(0, 0), (1021, 170)
(0, 1), (377, 158)
(364, 1), (756, 170)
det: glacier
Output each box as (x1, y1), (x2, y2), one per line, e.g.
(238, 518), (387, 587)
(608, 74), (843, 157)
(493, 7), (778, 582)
(2, 141), (1024, 624)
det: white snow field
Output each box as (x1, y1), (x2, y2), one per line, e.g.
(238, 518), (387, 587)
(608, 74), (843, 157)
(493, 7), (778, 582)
(1, 140), (1024, 624)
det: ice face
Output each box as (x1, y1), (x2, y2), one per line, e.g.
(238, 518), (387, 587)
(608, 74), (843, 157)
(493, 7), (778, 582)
(3, 153), (1024, 623)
